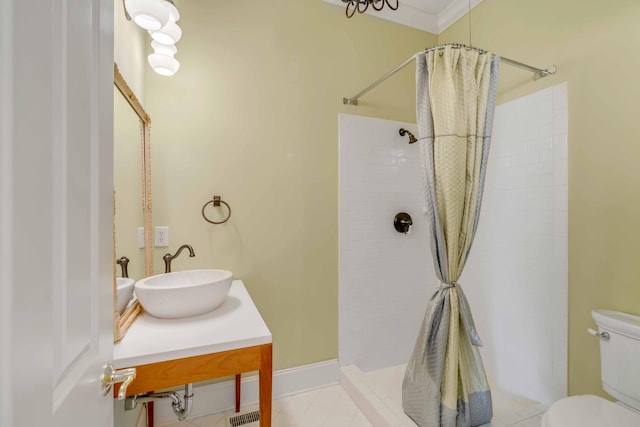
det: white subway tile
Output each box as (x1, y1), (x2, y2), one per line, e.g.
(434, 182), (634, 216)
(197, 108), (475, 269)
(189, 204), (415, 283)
(553, 315), (569, 344)
(553, 159), (568, 186)
(552, 133), (568, 160)
(553, 185), (568, 212)
(553, 111), (568, 135)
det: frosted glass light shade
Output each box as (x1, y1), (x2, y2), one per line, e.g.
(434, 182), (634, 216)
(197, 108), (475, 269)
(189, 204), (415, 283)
(125, 0), (169, 30)
(148, 53), (180, 76)
(149, 20), (182, 45)
(151, 40), (177, 57)
(164, 1), (180, 21)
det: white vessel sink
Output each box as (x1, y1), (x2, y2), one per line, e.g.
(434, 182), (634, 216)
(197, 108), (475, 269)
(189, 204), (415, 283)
(135, 269), (233, 319)
(116, 277), (135, 314)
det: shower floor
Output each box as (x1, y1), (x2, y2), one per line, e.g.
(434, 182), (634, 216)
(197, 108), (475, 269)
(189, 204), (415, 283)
(341, 364), (548, 427)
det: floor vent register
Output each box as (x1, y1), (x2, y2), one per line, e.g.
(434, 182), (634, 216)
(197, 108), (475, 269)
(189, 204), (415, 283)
(226, 410), (260, 427)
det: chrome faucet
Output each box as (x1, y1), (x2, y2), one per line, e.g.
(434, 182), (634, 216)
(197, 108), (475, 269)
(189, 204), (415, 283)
(163, 244), (195, 273)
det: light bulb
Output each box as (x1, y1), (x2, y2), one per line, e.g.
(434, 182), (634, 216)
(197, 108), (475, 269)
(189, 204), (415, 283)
(148, 53), (180, 76)
(124, 0), (170, 31)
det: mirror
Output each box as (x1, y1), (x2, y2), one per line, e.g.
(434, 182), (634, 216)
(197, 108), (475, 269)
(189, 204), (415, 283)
(113, 64), (152, 341)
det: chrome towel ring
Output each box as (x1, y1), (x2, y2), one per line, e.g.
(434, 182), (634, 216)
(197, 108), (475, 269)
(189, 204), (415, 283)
(202, 195), (231, 224)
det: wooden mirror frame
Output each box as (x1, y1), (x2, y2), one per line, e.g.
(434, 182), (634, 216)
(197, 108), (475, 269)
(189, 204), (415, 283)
(114, 63), (152, 342)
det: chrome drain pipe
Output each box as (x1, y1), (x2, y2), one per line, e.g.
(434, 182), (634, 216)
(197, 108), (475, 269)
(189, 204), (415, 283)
(125, 384), (194, 421)
(172, 383), (193, 420)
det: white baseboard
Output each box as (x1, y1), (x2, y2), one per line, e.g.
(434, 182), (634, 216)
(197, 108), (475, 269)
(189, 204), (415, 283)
(155, 359), (339, 425)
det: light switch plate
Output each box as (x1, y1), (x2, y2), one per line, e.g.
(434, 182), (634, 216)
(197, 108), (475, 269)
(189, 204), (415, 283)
(137, 227), (145, 248)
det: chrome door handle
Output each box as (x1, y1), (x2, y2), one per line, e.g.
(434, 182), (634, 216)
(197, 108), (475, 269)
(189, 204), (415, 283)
(587, 328), (610, 340)
(101, 363), (137, 400)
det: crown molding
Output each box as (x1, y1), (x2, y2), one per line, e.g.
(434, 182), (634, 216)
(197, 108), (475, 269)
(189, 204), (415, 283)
(437, 0), (483, 33)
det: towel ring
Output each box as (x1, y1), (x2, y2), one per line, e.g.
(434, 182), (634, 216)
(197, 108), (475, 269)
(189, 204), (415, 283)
(202, 195), (231, 224)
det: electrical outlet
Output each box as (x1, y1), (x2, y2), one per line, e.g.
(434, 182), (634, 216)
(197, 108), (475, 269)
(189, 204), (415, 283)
(154, 226), (169, 247)
(137, 227), (145, 248)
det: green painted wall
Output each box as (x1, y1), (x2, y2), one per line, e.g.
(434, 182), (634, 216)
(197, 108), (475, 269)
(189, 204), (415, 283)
(439, 0), (640, 398)
(145, 0), (435, 371)
(136, 0), (640, 404)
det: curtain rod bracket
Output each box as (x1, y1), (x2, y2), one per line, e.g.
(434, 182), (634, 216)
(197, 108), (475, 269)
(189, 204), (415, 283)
(535, 64), (558, 80)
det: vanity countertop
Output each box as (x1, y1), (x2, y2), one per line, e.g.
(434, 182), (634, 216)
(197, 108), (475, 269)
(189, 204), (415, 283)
(113, 280), (272, 368)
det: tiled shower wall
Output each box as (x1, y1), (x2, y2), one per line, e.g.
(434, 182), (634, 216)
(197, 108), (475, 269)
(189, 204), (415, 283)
(338, 114), (434, 372)
(462, 83), (569, 404)
(338, 83), (568, 405)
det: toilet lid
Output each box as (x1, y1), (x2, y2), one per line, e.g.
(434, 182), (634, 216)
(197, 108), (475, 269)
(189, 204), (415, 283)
(543, 395), (640, 427)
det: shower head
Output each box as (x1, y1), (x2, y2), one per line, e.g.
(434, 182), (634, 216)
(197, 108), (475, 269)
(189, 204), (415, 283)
(399, 128), (417, 144)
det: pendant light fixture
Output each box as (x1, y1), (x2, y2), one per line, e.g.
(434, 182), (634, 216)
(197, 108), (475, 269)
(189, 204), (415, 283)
(123, 0), (170, 30)
(149, 20), (182, 45)
(149, 1), (182, 45)
(148, 41), (180, 76)
(151, 40), (177, 57)
(123, 0), (183, 76)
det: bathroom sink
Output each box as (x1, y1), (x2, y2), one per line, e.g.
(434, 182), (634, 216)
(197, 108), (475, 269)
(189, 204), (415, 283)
(116, 277), (135, 314)
(135, 269), (233, 319)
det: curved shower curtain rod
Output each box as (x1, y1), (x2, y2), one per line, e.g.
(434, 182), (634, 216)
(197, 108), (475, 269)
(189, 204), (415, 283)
(343, 43), (557, 106)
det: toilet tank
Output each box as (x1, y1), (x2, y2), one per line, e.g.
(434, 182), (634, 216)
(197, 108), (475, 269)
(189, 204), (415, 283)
(592, 309), (640, 410)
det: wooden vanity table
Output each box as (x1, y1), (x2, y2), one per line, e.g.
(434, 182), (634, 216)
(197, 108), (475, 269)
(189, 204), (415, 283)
(113, 281), (272, 426)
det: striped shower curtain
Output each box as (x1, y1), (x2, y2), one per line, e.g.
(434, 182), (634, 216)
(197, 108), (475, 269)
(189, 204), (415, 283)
(402, 46), (500, 427)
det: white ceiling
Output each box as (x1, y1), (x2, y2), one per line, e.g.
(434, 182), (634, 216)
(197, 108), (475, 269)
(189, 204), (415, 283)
(323, 0), (484, 34)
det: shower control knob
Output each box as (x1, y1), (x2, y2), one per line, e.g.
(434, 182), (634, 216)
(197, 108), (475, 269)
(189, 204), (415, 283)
(394, 212), (413, 234)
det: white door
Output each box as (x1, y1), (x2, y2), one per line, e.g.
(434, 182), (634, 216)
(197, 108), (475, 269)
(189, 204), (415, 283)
(1, 0), (116, 426)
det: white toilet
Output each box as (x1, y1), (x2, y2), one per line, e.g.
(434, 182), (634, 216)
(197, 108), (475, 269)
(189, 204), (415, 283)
(543, 309), (640, 426)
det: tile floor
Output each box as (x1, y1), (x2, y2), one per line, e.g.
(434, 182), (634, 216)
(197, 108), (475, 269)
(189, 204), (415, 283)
(159, 385), (373, 427)
(345, 364), (547, 427)
(159, 370), (548, 427)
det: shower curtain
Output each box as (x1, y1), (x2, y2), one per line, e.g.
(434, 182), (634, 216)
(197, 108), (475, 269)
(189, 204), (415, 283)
(402, 46), (499, 427)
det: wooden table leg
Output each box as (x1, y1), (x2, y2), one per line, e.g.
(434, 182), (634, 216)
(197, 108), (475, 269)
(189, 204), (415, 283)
(259, 344), (272, 427)
(235, 374), (241, 413)
(147, 401), (154, 427)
